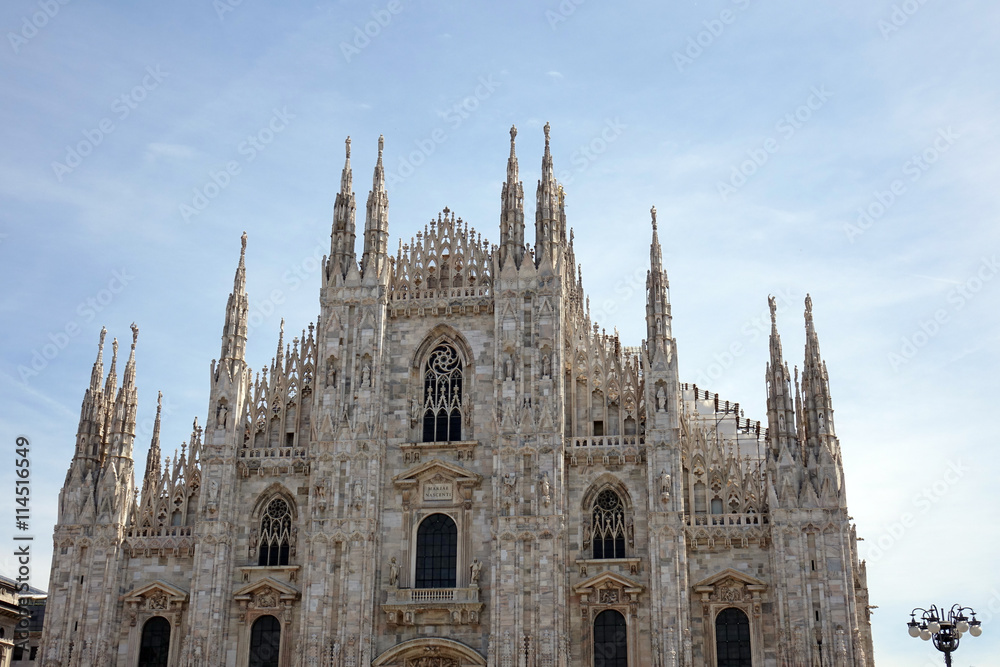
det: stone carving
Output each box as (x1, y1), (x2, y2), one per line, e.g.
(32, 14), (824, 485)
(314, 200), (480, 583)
(254, 587), (277, 608)
(598, 588), (620, 604)
(502, 472), (516, 495)
(660, 470), (671, 504)
(470, 557), (482, 584)
(389, 557), (399, 587)
(146, 591), (168, 610)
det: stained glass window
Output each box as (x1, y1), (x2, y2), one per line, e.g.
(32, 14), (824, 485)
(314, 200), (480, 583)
(257, 498), (292, 566)
(422, 344), (462, 442)
(592, 490), (626, 559)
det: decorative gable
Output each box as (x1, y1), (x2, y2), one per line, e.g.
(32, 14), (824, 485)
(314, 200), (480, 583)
(392, 459), (482, 507)
(122, 580), (188, 626)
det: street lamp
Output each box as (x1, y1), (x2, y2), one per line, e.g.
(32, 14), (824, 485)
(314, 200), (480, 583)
(907, 604), (983, 666)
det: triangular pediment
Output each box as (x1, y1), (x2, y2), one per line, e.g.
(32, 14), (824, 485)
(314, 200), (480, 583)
(392, 459), (481, 487)
(233, 576), (299, 601)
(692, 568), (766, 590)
(123, 579), (188, 604)
(573, 570), (644, 595)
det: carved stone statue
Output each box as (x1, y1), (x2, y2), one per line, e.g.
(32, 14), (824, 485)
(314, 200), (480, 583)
(470, 558), (482, 584)
(660, 470), (671, 505)
(655, 384), (667, 412)
(539, 472), (551, 507)
(502, 472), (516, 495)
(389, 557), (399, 587)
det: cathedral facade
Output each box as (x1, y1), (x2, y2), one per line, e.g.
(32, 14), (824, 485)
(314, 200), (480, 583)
(41, 126), (875, 667)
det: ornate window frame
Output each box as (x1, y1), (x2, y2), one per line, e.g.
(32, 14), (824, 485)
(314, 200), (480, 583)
(233, 577), (299, 667)
(249, 487), (298, 567)
(386, 459), (483, 626)
(410, 327), (475, 444)
(692, 569), (767, 667)
(580, 476), (635, 563)
(573, 571), (644, 667)
(371, 637), (486, 666)
(122, 581), (187, 667)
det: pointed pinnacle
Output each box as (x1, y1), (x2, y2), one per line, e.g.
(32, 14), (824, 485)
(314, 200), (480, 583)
(345, 135), (351, 159)
(651, 206), (657, 231)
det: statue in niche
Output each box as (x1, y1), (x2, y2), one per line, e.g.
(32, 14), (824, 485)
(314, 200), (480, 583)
(504, 354), (515, 381)
(216, 401), (228, 429)
(352, 479), (364, 509)
(470, 558), (482, 584)
(626, 516), (635, 547)
(360, 361), (372, 387)
(541, 353), (551, 379)
(388, 557), (399, 587)
(659, 470), (671, 505)
(583, 521), (591, 549)
(539, 472), (551, 507)
(325, 359), (337, 387)
(502, 472), (516, 495)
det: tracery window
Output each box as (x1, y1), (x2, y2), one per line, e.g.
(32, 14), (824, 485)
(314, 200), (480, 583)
(257, 498), (292, 566)
(422, 343), (462, 442)
(592, 489), (626, 559)
(593, 609), (627, 667)
(715, 607), (752, 667)
(137, 616), (170, 667)
(414, 513), (457, 588)
(248, 615), (281, 667)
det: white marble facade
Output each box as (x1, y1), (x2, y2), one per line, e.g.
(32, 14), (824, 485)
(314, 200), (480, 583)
(41, 126), (874, 667)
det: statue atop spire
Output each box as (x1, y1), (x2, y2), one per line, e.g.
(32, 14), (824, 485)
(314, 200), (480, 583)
(500, 125), (526, 269)
(218, 233), (249, 370)
(535, 122), (561, 267)
(363, 134), (390, 279)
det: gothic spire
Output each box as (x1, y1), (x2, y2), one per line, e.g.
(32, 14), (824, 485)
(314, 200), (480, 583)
(645, 206), (672, 356)
(329, 136), (358, 281)
(141, 391), (163, 499)
(218, 232), (249, 375)
(108, 323), (140, 459)
(362, 135), (390, 280)
(800, 295), (836, 444)
(74, 328), (109, 464)
(535, 122), (561, 267)
(765, 296), (798, 460)
(499, 125), (525, 269)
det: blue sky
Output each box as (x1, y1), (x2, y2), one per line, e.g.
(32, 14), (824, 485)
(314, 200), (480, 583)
(2, 0), (999, 663)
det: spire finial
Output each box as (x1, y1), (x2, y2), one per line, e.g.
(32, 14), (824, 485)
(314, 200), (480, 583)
(99, 326), (107, 349)
(543, 122), (551, 147)
(510, 125), (517, 155)
(112, 337), (119, 358)
(651, 206), (657, 231)
(241, 230), (247, 256)
(378, 134), (384, 157)
(130, 322), (139, 348)
(769, 295), (777, 325)
(346, 135), (351, 159)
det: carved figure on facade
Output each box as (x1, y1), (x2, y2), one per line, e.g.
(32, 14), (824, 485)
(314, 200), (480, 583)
(389, 557), (399, 587)
(539, 472), (551, 507)
(470, 557), (482, 584)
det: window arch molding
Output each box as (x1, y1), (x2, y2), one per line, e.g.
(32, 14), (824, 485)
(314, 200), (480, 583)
(250, 486), (298, 566)
(692, 570), (767, 667)
(411, 326), (474, 442)
(581, 475), (634, 561)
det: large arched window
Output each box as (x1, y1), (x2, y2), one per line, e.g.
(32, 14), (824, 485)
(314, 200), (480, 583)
(415, 513), (457, 588)
(137, 616), (170, 667)
(248, 615), (281, 667)
(592, 489), (626, 559)
(593, 609), (627, 667)
(715, 607), (752, 667)
(257, 498), (292, 566)
(422, 343), (462, 442)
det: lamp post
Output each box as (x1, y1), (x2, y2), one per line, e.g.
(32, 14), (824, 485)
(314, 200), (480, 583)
(907, 604), (983, 666)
